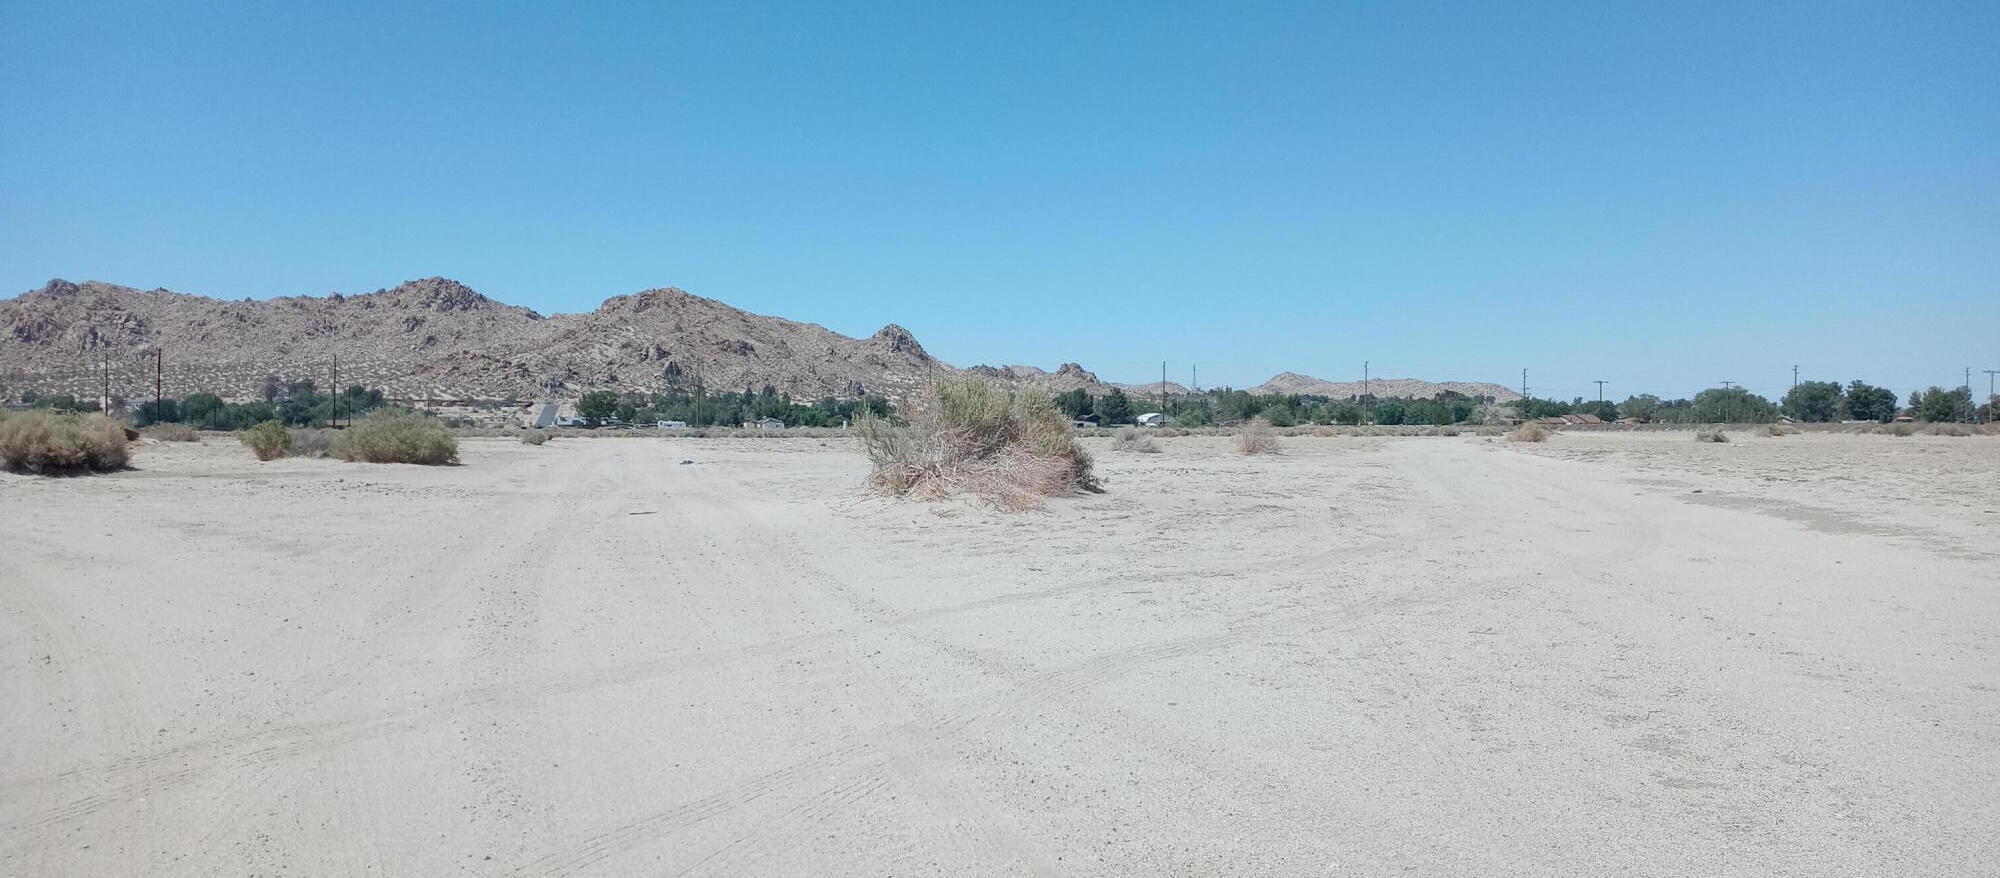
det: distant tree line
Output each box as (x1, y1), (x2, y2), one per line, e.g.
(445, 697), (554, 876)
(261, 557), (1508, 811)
(130, 380), (386, 429)
(574, 386), (893, 427)
(1516, 378), (1990, 424)
(1052, 386), (1488, 426)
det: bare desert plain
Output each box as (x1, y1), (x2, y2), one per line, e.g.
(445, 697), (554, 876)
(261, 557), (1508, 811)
(3, 429), (1997, 876)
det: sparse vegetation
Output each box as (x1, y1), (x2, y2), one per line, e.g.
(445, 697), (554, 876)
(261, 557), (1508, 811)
(854, 377), (1096, 509)
(334, 408), (459, 465)
(288, 428), (337, 458)
(1507, 423), (1550, 443)
(0, 410), (131, 474)
(1235, 419), (1280, 454)
(522, 429), (551, 445)
(1113, 427), (1161, 453)
(240, 420), (293, 460)
(1885, 423), (1914, 437)
(1696, 429), (1730, 443)
(144, 422), (200, 442)
(1763, 424), (1786, 438)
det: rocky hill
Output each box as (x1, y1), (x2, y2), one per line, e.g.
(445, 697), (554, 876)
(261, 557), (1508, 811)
(0, 277), (1516, 405)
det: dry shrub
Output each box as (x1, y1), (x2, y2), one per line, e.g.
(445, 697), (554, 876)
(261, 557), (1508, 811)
(288, 427), (337, 458)
(1114, 426), (1161, 454)
(854, 377), (1096, 509)
(1928, 424), (1970, 437)
(239, 420), (292, 460)
(1763, 424), (1785, 438)
(0, 410), (130, 474)
(1235, 419), (1280, 454)
(144, 422), (199, 442)
(335, 408), (458, 465)
(1507, 423), (1550, 443)
(521, 428), (550, 445)
(1696, 429), (1729, 443)
(1312, 426), (1335, 437)
(1885, 423), (1914, 437)
(1979, 422), (2000, 436)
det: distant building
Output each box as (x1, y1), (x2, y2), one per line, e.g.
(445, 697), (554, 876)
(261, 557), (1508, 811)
(1072, 413), (1101, 428)
(1134, 412), (1167, 427)
(743, 416), (785, 430)
(1562, 413), (1603, 425)
(657, 420), (688, 429)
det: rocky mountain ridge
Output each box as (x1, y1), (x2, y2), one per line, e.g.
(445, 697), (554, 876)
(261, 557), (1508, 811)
(0, 277), (1516, 404)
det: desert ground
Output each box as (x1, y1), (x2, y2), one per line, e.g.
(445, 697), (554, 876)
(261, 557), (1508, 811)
(2, 430), (1996, 876)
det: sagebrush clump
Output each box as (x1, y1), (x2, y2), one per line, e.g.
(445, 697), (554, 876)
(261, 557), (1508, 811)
(240, 420), (292, 460)
(1696, 429), (1729, 443)
(288, 428), (337, 458)
(1235, 419), (1280, 455)
(521, 429), (550, 445)
(0, 410), (130, 474)
(854, 377), (1096, 510)
(1113, 426), (1161, 454)
(335, 408), (458, 465)
(1507, 423), (1550, 443)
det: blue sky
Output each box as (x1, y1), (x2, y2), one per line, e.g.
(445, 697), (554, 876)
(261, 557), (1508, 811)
(2, 1), (1994, 401)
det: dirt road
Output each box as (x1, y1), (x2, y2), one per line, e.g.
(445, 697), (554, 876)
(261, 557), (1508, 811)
(3, 433), (1995, 875)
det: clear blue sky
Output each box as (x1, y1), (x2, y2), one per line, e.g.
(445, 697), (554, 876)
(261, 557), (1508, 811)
(3, 1), (1994, 401)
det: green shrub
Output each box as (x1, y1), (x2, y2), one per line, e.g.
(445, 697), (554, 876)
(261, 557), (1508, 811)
(0, 410), (130, 474)
(240, 420), (292, 460)
(522, 428), (550, 445)
(334, 408), (458, 465)
(1886, 423), (1914, 437)
(288, 428), (336, 458)
(1696, 429), (1729, 443)
(855, 377), (1095, 509)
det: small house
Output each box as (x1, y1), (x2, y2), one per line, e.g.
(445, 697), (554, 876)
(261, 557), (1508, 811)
(657, 420), (689, 429)
(1072, 413), (1102, 428)
(743, 416), (785, 430)
(1134, 412), (1167, 428)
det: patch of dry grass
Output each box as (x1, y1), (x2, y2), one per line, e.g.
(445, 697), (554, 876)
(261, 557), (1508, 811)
(1696, 429), (1730, 443)
(144, 422), (200, 442)
(289, 428), (337, 458)
(855, 377), (1097, 510)
(521, 428), (551, 445)
(0, 410), (130, 474)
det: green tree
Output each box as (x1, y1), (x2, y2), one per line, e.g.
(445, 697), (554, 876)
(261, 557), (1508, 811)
(1582, 400), (1619, 422)
(1690, 387), (1777, 423)
(133, 398), (182, 426)
(1371, 400), (1406, 425)
(1910, 386), (1971, 422)
(1330, 402), (1362, 425)
(1053, 388), (1094, 419)
(1260, 404), (1297, 427)
(576, 390), (620, 421)
(1841, 381), (1897, 422)
(1096, 387), (1133, 424)
(1172, 402), (1215, 427)
(182, 393), (226, 425)
(1617, 394), (1662, 422)
(1781, 381), (1843, 422)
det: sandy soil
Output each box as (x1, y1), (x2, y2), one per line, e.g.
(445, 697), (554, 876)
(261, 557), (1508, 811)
(2, 432), (1996, 876)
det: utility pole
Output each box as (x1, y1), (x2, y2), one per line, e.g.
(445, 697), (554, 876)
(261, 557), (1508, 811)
(1792, 365), (1799, 389)
(1984, 369), (1998, 423)
(1362, 360), (1371, 425)
(100, 350), (110, 415)
(1719, 381), (1737, 423)
(331, 353), (340, 428)
(1161, 360), (1168, 416)
(155, 349), (163, 418)
(1593, 380), (1607, 403)
(1191, 364), (1198, 394)
(1521, 368), (1529, 401)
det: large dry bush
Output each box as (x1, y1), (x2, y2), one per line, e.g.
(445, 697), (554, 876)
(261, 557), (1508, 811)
(1507, 423), (1550, 443)
(855, 377), (1096, 509)
(521, 428), (550, 445)
(1113, 426), (1161, 454)
(1696, 429), (1729, 443)
(335, 408), (459, 465)
(1235, 419), (1280, 454)
(0, 410), (131, 474)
